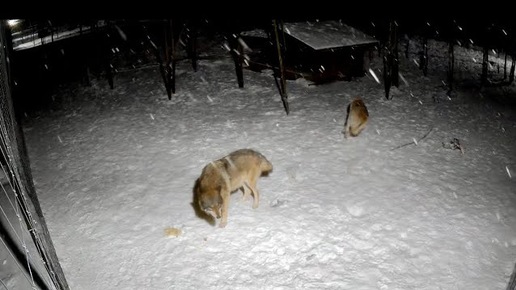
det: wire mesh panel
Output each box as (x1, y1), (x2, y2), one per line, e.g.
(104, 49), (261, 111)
(0, 20), (69, 290)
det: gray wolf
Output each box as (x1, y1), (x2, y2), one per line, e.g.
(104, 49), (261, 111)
(194, 149), (273, 228)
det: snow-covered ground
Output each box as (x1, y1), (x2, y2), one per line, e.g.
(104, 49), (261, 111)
(2, 25), (516, 289)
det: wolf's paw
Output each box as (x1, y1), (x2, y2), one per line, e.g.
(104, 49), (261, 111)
(219, 221), (227, 228)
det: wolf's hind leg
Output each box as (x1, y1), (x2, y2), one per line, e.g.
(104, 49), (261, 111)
(244, 180), (259, 209)
(241, 186), (251, 202)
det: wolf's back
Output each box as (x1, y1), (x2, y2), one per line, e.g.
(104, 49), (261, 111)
(228, 149), (273, 173)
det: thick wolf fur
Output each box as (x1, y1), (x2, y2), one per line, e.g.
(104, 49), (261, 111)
(194, 149), (273, 228)
(343, 97), (369, 138)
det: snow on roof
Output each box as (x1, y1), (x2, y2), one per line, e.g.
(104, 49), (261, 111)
(283, 20), (378, 50)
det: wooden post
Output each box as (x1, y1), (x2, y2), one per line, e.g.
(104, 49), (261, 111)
(157, 20), (172, 99)
(421, 37), (428, 76)
(481, 46), (489, 85)
(391, 21), (399, 88)
(167, 19), (178, 97)
(104, 21), (114, 89)
(160, 19), (179, 99)
(447, 41), (454, 93)
(142, 21), (169, 97)
(509, 56), (515, 84)
(382, 49), (392, 100)
(272, 19), (289, 115)
(504, 52), (508, 80)
(383, 20), (399, 100)
(404, 34), (410, 58)
(187, 20), (199, 72)
(229, 34), (244, 88)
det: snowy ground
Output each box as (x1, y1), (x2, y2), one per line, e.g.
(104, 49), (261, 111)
(2, 29), (516, 289)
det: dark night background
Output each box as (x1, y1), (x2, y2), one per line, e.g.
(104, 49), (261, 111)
(6, 14), (516, 116)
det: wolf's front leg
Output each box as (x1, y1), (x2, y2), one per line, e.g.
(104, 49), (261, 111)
(245, 181), (260, 209)
(245, 179), (260, 208)
(219, 192), (230, 228)
(252, 189), (260, 209)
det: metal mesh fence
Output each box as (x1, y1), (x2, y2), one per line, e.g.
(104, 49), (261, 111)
(0, 20), (69, 290)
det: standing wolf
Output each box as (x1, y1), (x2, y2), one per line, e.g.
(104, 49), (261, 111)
(194, 149), (273, 228)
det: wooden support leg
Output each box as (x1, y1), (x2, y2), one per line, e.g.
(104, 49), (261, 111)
(191, 36), (198, 72)
(404, 34), (410, 58)
(390, 21), (399, 88)
(164, 19), (174, 99)
(383, 50), (392, 100)
(383, 20), (398, 100)
(106, 61), (113, 90)
(447, 41), (454, 94)
(144, 21), (170, 98)
(382, 21), (398, 100)
(233, 51), (244, 88)
(228, 34), (244, 88)
(272, 19), (289, 115)
(104, 21), (114, 89)
(504, 51), (508, 80)
(170, 57), (176, 94)
(481, 46), (488, 86)
(187, 21), (198, 72)
(83, 65), (91, 87)
(420, 37), (428, 76)
(160, 19), (181, 99)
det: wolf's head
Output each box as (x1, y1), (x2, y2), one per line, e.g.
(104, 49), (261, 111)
(197, 185), (223, 220)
